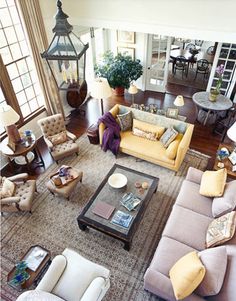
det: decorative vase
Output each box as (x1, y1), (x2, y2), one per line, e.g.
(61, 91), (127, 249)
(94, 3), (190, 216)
(209, 89), (219, 102)
(112, 87), (125, 96)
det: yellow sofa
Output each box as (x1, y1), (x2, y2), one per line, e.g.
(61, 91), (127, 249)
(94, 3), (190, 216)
(99, 104), (194, 172)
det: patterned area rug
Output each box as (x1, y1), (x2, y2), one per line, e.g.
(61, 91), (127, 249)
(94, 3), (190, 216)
(1, 135), (210, 301)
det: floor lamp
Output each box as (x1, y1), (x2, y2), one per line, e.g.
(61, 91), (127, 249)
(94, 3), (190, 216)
(91, 78), (112, 115)
(128, 84), (138, 106)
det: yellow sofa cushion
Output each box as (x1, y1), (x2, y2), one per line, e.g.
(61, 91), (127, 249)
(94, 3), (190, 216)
(133, 119), (165, 139)
(169, 251), (206, 300)
(199, 168), (227, 197)
(120, 131), (174, 165)
(166, 133), (183, 159)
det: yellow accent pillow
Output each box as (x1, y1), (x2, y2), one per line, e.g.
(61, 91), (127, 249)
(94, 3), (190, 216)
(169, 251), (206, 300)
(206, 211), (236, 248)
(166, 133), (183, 159)
(133, 119), (165, 139)
(199, 169), (227, 197)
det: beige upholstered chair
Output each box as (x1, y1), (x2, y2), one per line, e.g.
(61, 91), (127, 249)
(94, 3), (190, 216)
(37, 114), (79, 163)
(16, 248), (110, 301)
(0, 173), (36, 214)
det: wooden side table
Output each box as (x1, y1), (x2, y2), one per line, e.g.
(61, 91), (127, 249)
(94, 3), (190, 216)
(0, 134), (44, 172)
(214, 143), (236, 179)
(7, 245), (51, 291)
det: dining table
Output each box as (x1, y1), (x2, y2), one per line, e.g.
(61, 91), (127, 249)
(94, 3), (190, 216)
(170, 49), (214, 76)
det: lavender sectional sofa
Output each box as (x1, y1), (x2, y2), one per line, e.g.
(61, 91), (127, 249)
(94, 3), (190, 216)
(144, 167), (236, 301)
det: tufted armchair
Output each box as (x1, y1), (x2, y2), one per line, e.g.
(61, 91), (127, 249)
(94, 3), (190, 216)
(16, 248), (111, 301)
(1, 173), (36, 214)
(37, 114), (79, 163)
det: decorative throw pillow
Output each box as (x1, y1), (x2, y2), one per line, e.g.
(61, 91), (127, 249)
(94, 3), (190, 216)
(133, 127), (157, 141)
(212, 181), (236, 218)
(206, 211), (236, 248)
(48, 131), (67, 146)
(196, 246), (227, 297)
(133, 119), (165, 139)
(160, 127), (178, 148)
(0, 178), (15, 199)
(199, 168), (227, 197)
(169, 251), (206, 300)
(166, 133), (183, 159)
(117, 111), (132, 131)
(174, 122), (187, 134)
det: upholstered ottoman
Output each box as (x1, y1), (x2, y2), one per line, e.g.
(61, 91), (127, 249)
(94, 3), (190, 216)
(46, 168), (83, 200)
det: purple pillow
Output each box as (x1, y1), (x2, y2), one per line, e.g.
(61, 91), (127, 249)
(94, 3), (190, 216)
(196, 246), (227, 297)
(212, 180), (236, 217)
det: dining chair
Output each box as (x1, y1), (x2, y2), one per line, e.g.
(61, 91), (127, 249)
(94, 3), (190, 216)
(194, 59), (210, 80)
(185, 43), (196, 50)
(173, 56), (188, 78)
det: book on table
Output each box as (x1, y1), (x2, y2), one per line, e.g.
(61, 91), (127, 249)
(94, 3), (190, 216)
(92, 201), (115, 219)
(121, 192), (141, 211)
(111, 210), (133, 228)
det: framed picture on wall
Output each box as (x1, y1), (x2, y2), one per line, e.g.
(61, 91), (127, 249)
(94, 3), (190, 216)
(166, 108), (179, 119)
(117, 47), (135, 60)
(117, 31), (135, 44)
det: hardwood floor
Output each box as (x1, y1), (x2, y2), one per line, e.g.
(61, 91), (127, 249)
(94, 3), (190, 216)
(1, 84), (230, 178)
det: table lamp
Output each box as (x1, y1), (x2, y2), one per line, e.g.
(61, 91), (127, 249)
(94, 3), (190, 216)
(90, 77), (112, 115)
(173, 95), (184, 115)
(0, 105), (21, 144)
(128, 84), (138, 106)
(227, 121), (236, 148)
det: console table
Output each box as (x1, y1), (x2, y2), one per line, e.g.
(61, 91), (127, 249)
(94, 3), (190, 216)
(192, 91), (232, 125)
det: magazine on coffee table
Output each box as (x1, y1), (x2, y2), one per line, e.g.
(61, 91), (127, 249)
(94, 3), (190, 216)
(111, 210), (133, 228)
(92, 201), (115, 219)
(121, 193), (142, 211)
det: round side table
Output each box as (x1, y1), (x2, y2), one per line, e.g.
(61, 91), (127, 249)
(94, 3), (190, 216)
(192, 91), (232, 125)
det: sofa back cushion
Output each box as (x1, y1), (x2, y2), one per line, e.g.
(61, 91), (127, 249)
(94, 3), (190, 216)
(196, 246), (227, 297)
(212, 180), (236, 217)
(133, 119), (165, 139)
(118, 105), (188, 133)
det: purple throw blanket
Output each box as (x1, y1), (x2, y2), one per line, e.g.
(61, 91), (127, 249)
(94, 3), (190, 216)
(98, 112), (121, 155)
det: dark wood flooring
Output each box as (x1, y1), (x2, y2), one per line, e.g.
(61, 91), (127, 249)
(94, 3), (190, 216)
(1, 83), (231, 178)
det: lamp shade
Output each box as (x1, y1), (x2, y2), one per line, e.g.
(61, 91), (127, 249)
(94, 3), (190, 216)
(174, 95), (184, 107)
(0, 105), (20, 126)
(227, 121), (236, 143)
(90, 78), (112, 99)
(128, 84), (138, 95)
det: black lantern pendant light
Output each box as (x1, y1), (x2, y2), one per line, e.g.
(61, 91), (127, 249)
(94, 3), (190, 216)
(41, 0), (89, 108)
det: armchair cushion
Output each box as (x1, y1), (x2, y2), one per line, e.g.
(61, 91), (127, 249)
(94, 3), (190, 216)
(49, 131), (67, 146)
(51, 141), (79, 161)
(0, 178), (15, 198)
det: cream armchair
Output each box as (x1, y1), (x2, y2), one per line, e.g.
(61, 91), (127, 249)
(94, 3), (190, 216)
(16, 248), (110, 301)
(1, 173), (36, 214)
(38, 114), (79, 163)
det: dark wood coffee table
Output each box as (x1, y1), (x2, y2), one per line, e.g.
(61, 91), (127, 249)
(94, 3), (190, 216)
(7, 245), (51, 291)
(77, 164), (159, 250)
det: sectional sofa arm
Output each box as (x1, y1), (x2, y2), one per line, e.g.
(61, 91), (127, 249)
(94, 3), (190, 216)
(186, 167), (204, 184)
(36, 255), (67, 292)
(80, 277), (108, 301)
(144, 269), (205, 301)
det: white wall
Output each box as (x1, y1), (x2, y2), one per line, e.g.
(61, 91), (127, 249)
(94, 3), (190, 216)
(39, 0), (236, 43)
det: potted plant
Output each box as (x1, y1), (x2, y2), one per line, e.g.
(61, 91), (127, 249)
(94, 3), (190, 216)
(94, 51), (143, 96)
(209, 64), (224, 102)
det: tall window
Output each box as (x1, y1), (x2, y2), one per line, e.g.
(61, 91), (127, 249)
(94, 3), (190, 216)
(0, 0), (44, 121)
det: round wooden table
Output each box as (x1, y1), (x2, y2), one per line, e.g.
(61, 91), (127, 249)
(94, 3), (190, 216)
(192, 91), (233, 125)
(0, 133), (44, 172)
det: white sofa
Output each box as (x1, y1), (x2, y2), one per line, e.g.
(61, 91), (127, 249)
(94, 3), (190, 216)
(16, 248), (110, 301)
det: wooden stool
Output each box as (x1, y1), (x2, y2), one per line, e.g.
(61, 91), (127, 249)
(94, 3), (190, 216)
(46, 169), (83, 200)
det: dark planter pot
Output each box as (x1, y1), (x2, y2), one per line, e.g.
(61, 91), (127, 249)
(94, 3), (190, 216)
(112, 87), (125, 96)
